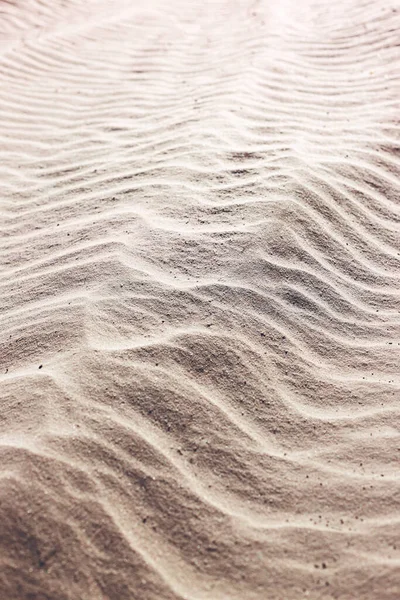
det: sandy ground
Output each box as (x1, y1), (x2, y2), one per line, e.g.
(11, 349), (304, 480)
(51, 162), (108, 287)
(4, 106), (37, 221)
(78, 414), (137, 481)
(1, 0), (400, 598)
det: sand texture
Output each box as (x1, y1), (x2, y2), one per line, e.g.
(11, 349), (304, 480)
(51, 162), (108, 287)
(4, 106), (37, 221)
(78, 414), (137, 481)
(1, 0), (400, 598)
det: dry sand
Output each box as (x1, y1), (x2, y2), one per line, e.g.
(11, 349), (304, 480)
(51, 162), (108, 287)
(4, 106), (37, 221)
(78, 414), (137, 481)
(1, 0), (400, 598)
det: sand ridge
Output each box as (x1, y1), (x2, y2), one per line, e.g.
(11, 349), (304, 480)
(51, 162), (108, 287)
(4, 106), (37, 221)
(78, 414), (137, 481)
(0, 0), (400, 598)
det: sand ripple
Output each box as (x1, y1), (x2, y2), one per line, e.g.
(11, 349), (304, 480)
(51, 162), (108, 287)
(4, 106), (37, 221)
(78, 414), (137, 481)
(1, 0), (400, 598)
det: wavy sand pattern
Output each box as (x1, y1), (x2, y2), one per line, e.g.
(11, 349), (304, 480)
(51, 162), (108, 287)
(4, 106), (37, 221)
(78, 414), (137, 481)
(1, 0), (400, 598)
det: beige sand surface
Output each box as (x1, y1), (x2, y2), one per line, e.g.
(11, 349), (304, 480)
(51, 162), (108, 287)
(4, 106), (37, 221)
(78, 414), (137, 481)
(1, 0), (400, 598)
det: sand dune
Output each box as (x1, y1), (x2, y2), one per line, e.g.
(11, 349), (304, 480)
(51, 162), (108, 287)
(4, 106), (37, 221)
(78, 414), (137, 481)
(1, 0), (400, 598)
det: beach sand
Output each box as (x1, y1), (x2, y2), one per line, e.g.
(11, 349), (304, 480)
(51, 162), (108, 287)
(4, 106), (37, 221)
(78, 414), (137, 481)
(0, 0), (399, 598)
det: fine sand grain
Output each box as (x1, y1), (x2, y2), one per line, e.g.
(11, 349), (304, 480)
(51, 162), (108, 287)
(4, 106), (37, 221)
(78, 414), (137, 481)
(1, 1), (400, 599)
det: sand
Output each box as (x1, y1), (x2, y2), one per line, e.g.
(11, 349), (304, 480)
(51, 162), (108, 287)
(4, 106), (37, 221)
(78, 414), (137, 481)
(0, 0), (399, 598)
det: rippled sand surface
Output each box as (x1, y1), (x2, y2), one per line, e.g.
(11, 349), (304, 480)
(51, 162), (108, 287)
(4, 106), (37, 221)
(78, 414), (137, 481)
(1, 1), (400, 598)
